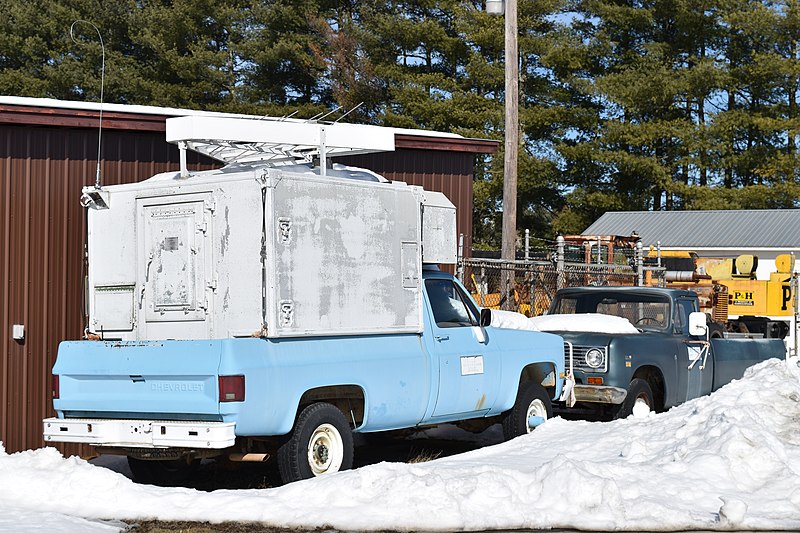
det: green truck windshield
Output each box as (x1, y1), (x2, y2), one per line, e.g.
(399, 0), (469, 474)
(552, 292), (672, 329)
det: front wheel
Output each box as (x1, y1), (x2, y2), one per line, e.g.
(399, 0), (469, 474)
(502, 381), (553, 440)
(277, 402), (354, 484)
(614, 378), (654, 419)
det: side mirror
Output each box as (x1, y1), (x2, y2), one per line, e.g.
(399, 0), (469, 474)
(688, 312), (707, 337)
(480, 308), (492, 327)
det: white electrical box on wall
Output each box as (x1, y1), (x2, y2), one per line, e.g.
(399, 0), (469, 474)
(12, 324), (24, 340)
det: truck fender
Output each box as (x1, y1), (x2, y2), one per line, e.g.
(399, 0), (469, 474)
(630, 365), (666, 411)
(287, 384), (367, 433)
(497, 362), (559, 414)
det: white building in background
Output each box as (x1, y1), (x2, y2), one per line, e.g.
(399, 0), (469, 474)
(582, 209), (800, 279)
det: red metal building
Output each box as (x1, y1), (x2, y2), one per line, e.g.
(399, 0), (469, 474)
(0, 97), (496, 454)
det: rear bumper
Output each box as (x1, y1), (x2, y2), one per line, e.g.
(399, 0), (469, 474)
(573, 384), (627, 404)
(42, 417), (236, 449)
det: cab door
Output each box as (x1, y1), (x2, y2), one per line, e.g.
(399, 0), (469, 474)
(674, 297), (713, 402)
(424, 278), (499, 418)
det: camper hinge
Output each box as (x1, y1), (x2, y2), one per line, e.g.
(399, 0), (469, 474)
(205, 200), (216, 213)
(208, 278), (218, 291)
(196, 222), (208, 234)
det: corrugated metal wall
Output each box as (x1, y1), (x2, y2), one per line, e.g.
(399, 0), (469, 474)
(1, 115), (490, 455)
(0, 123), (213, 455)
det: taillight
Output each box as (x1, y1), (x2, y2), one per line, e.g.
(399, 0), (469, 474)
(52, 375), (60, 399)
(218, 375), (245, 402)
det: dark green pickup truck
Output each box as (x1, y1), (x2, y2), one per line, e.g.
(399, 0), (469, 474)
(547, 286), (786, 419)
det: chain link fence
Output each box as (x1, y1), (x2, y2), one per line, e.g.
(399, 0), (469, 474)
(458, 238), (666, 316)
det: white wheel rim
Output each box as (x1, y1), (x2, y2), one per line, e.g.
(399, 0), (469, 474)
(526, 399), (548, 433)
(307, 423), (344, 476)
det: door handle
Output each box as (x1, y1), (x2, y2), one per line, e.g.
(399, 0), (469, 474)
(435, 335), (450, 342)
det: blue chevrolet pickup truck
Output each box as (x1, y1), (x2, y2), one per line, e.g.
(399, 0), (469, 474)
(43, 119), (566, 485)
(545, 286), (785, 420)
(44, 267), (564, 484)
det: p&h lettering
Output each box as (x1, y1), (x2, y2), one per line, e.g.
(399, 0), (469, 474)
(151, 382), (203, 393)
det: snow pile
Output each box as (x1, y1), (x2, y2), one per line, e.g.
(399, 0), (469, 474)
(491, 310), (640, 334)
(529, 312), (640, 334)
(2, 358), (800, 532)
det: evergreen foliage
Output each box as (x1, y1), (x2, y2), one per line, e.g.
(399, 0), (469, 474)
(1, 0), (799, 246)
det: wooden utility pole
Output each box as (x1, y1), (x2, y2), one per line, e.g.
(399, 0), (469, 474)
(500, 0), (518, 309)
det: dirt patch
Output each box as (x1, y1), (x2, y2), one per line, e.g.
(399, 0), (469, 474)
(127, 522), (398, 533)
(127, 521), (325, 533)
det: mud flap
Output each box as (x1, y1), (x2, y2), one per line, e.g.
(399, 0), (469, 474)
(559, 371), (576, 407)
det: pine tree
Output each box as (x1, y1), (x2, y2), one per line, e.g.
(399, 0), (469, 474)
(125, 0), (251, 109)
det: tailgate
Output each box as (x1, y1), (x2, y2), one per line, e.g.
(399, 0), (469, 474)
(53, 340), (222, 419)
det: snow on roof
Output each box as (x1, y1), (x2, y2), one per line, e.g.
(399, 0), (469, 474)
(491, 310), (640, 334)
(2, 357), (799, 532)
(0, 95), (464, 140)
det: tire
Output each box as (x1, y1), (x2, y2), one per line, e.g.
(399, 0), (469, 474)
(502, 381), (553, 440)
(708, 319), (725, 339)
(614, 378), (654, 419)
(127, 457), (199, 486)
(277, 402), (354, 484)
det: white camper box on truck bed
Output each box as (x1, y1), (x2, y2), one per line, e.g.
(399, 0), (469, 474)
(85, 116), (456, 341)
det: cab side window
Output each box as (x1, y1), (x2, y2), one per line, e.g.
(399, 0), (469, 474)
(425, 279), (477, 328)
(674, 299), (695, 335)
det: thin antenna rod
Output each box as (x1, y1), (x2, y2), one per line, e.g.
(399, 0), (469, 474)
(277, 110), (299, 122)
(315, 105), (343, 123)
(334, 102), (364, 123)
(70, 20), (105, 189)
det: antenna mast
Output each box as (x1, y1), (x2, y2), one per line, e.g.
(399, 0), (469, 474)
(70, 20), (105, 189)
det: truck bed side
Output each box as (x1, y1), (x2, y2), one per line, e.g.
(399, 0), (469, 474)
(53, 335), (433, 437)
(710, 338), (785, 391)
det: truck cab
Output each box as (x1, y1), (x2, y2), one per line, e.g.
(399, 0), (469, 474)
(547, 286), (784, 419)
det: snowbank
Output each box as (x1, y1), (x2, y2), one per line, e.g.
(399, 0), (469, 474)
(2, 358), (800, 532)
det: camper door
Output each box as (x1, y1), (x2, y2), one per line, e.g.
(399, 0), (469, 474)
(137, 193), (212, 337)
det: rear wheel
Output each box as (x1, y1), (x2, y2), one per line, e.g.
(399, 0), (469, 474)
(614, 378), (654, 419)
(127, 457), (199, 486)
(277, 402), (354, 484)
(502, 381), (552, 440)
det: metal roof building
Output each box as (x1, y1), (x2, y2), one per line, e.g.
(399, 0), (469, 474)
(582, 209), (800, 277)
(0, 96), (496, 454)
(584, 210), (800, 249)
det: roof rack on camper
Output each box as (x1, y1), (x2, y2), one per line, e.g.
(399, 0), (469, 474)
(166, 116), (396, 177)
